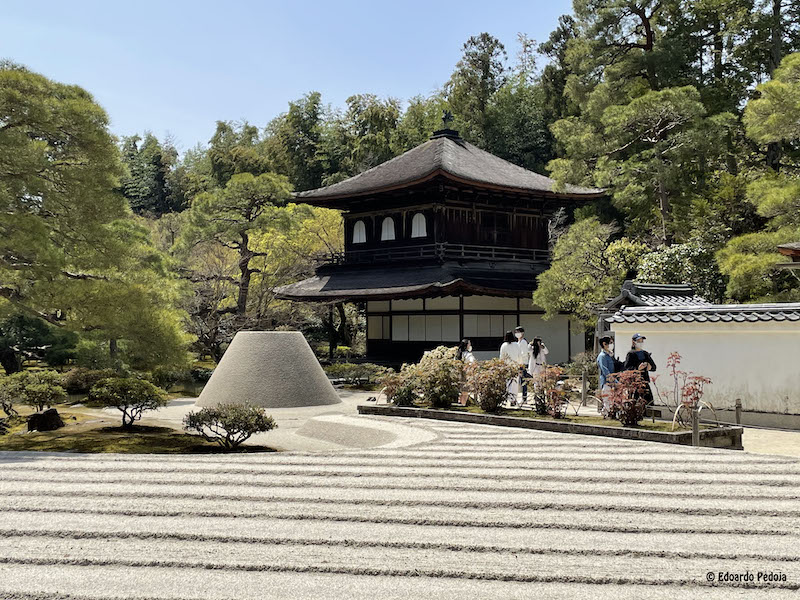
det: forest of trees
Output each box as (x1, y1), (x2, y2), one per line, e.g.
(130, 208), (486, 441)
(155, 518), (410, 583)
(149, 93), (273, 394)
(2, 0), (799, 374)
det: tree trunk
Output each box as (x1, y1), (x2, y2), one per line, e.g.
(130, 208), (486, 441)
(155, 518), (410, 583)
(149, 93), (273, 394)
(236, 232), (253, 316)
(712, 19), (723, 82)
(335, 303), (352, 347)
(109, 338), (118, 359)
(769, 0), (783, 75)
(766, 0), (784, 172)
(655, 150), (671, 245)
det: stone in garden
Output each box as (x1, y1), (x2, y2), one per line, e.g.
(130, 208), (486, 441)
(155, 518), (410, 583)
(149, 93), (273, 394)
(196, 331), (341, 409)
(27, 408), (65, 432)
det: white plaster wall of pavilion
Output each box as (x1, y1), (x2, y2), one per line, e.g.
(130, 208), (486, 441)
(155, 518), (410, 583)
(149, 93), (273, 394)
(366, 295), (585, 364)
(609, 321), (800, 415)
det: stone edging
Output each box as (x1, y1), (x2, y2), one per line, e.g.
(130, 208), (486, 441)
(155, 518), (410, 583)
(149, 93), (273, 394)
(357, 404), (744, 449)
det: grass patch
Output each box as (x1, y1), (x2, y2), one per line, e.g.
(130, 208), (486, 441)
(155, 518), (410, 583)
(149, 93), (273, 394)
(0, 410), (275, 454)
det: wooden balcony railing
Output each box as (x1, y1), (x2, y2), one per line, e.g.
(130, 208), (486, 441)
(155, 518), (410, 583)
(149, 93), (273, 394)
(319, 243), (549, 266)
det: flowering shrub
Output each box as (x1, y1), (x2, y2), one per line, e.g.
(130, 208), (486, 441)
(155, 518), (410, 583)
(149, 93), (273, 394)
(528, 366), (569, 418)
(416, 346), (462, 408)
(466, 359), (518, 413)
(652, 352), (714, 430)
(604, 370), (649, 426)
(380, 365), (418, 406)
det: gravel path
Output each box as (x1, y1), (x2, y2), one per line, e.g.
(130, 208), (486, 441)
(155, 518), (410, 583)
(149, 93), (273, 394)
(1, 417), (799, 598)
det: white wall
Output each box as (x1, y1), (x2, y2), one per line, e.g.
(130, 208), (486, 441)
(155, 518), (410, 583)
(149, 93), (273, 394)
(609, 321), (800, 415)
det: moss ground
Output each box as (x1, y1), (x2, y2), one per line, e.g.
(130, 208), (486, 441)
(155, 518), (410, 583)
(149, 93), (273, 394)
(0, 408), (275, 454)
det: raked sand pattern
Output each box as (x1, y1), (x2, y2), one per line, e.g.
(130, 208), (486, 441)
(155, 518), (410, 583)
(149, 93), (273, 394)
(1, 417), (799, 599)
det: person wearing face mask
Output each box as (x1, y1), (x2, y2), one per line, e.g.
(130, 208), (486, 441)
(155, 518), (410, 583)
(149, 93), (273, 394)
(500, 331), (521, 406)
(623, 333), (656, 406)
(457, 338), (475, 405)
(596, 336), (617, 416)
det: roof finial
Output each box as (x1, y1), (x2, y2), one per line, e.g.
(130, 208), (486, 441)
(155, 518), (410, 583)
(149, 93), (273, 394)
(442, 109), (454, 128)
(431, 110), (460, 140)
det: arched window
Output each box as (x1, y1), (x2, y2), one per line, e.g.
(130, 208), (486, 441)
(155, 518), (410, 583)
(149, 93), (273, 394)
(411, 213), (427, 238)
(380, 217), (396, 241)
(352, 220), (366, 244)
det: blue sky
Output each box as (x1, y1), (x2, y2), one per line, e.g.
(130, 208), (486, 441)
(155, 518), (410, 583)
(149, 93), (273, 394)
(4, 0), (574, 152)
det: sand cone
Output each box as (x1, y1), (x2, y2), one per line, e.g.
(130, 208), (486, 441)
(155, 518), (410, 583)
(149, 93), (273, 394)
(196, 331), (341, 408)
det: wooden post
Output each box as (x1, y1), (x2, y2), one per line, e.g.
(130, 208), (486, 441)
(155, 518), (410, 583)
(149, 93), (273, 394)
(328, 304), (335, 362)
(581, 368), (587, 406)
(692, 406), (700, 447)
(735, 399), (742, 425)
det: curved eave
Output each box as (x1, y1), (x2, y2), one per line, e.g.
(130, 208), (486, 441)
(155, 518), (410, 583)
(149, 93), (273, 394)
(275, 277), (531, 303)
(294, 169), (605, 205)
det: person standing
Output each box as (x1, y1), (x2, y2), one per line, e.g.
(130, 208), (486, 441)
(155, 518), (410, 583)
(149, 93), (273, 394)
(528, 337), (549, 379)
(596, 336), (616, 416)
(623, 333), (656, 406)
(457, 338), (475, 405)
(500, 331), (521, 406)
(514, 326), (531, 404)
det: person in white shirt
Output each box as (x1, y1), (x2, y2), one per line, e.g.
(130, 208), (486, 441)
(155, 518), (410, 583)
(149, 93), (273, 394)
(514, 326), (531, 404)
(457, 338), (475, 405)
(500, 331), (521, 406)
(528, 337), (549, 378)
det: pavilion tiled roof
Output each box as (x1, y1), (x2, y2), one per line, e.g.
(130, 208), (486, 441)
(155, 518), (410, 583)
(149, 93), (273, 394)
(295, 131), (603, 201)
(606, 303), (800, 324)
(275, 261), (543, 302)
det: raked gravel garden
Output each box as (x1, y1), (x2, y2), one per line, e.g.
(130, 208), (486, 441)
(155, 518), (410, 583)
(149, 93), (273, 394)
(1, 412), (800, 599)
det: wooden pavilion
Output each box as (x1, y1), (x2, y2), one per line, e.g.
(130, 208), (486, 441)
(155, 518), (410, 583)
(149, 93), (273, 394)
(276, 124), (604, 364)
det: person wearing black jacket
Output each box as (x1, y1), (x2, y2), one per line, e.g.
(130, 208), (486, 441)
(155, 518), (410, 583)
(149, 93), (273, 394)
(623, 333), (656, 406)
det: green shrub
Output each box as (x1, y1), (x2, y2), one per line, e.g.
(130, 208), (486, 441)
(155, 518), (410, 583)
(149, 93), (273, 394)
(9, 370), (67, 412)
(563, 351), (599, 393)
(74, 339), (125, 371)
(324, 362), (391, 386)
(416, 346), (462, 408)
(89, 377), (168, 429)
(149, 365), (192, 389)
(61, 368), (117, 394)
(466, 359), (518, 413)
(0, 376), (20, 417)
(183, 403), (277, 449)
(190, 366), (214, 383)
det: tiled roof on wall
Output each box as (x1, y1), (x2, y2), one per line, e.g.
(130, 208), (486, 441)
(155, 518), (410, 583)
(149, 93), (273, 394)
(603, 280), (712, 310)
(606, 303), (800, 324)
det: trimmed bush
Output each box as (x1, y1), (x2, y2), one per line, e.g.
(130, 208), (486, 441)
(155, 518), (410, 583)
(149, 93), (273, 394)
(89, 377), (168, 429)
(149, 365), (192, 389)
(190, 366), (214, 383)
(466, 359), (519, 413)
(61, 368), (117, 394)
(183, 403), (277, 449)
(10, 370), (67, 412)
